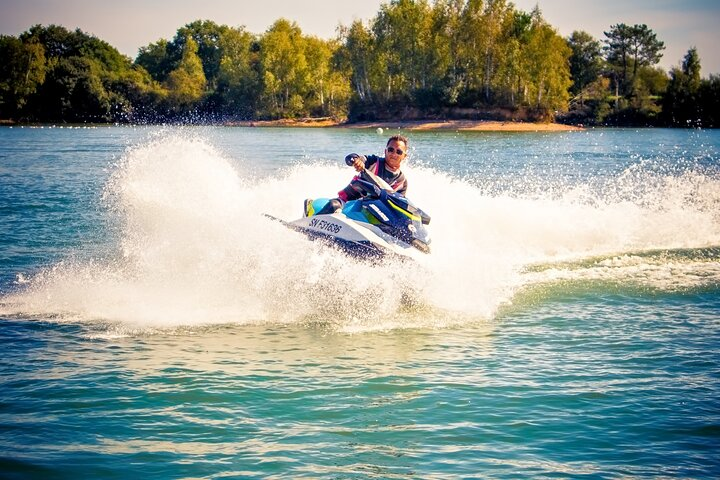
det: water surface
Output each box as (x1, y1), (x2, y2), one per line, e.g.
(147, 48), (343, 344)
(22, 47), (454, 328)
(0, 125), (718, 478)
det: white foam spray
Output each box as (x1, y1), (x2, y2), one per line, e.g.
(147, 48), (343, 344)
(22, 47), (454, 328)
(2, 131), (719, 331)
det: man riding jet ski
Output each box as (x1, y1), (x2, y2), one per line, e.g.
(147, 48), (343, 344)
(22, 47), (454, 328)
(267, 136), (431, 259)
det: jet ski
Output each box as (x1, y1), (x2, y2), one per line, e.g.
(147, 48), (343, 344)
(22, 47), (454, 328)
(266, 159), (431, 260)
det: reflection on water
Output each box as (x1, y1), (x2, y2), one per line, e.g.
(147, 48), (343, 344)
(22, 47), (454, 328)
(101, 322), (496, 379)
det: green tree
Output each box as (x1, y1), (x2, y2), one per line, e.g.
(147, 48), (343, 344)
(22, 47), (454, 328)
(259, 19), (309, 117)
(303, 36), (350, 117)
(31, 56), (111, 122)
(698, 74), (720, 127)
(604, 23), (665, 98)
(337, 20), (377, 104)
(580, 77), (613, 124)
(22, 24), (78, 58)
(137, 21), (260, 119)
(453, 0), (517, 106)
(0, 35), (46, 118)
(108, 63), (164, 121)
(494, 9), (531, 107)
(303, 36), (332, 114)
(567, 30), (603, 95)
(323, 57), (352, 118)
(663, 47), (702, 126)
(428, 0), (465, 105)
(13, 24), (156, 122)
(482, 0), (514, 103)
(164, 36), (206, 112)
(212, 27), (259, 118)
(136, 39), (172, 82)
(339, 0), (576, 121)
(682, 46), (701, 92)
(174, 20), (232, 90)
(458, 0), (492, 101)
(372, 0), (437, 102)
(520, 8), (572, 119)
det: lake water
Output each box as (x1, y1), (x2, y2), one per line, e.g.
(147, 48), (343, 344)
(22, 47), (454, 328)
(1, 125), (719, 478)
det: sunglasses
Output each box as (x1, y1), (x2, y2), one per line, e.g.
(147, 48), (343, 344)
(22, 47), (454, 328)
(386, 146), (405, 155)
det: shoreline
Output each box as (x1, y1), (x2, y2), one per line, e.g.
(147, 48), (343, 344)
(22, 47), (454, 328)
(1, 118), (584, 131)
(226, 118), (584, 131)
(342, 119), (584, 132)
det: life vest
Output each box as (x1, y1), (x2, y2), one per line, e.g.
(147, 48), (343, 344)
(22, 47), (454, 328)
(338, 155), (407, 201)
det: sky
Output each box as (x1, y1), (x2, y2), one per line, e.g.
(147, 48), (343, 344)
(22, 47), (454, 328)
(2, 0), (719, 75)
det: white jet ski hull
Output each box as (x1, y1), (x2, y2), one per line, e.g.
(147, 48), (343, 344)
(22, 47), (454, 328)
(267, 212), (425, 261)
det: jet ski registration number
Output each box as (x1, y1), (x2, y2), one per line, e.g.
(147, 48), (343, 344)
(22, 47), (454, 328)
(309, 218), (342, 234)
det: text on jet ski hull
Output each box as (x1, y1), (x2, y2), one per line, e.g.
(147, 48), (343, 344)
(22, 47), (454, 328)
(309, 218), (343, 234)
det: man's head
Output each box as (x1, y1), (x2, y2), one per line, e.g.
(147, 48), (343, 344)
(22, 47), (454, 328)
(385, 135), (408, 171)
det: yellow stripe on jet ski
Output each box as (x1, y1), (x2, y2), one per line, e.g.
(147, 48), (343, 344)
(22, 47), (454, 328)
(387, 200), (421, 221)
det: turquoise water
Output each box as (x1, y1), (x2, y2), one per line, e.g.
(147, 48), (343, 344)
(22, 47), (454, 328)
(1, 126), (719, 478)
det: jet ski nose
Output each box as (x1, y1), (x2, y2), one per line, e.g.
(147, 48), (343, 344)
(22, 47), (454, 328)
(411, 238), (430, 253)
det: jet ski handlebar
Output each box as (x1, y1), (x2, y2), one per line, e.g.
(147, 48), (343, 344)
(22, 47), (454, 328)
(344, 153), (364, 167)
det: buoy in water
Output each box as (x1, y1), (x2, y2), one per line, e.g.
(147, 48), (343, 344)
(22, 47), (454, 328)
(376, 127), (384, 134)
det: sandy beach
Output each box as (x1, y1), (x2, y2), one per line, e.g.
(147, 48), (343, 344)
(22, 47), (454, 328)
(344, 119), (583, 132)
(228, 118), (583, 131)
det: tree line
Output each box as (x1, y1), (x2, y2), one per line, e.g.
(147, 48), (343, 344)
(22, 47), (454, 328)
(1, 0), (718, 127)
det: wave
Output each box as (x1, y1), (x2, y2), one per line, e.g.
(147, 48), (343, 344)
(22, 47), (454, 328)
(1, 131), (719, 332)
